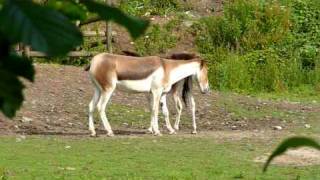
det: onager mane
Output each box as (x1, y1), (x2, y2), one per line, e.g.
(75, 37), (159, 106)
(121, 50), (140, 57)
(121, 50), (199, 60)
(169, 52), (198, 60)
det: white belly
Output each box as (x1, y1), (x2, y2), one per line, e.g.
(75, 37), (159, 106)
(117, 78), (152, 92)
(116, 69), (164, 93)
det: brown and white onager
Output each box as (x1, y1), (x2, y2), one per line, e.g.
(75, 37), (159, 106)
(159, 52), (201, 134)
(86, 53), (209, 136)
(122, 51), (203, 134)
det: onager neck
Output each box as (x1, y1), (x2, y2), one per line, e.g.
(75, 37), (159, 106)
(167, 60), (200, 85)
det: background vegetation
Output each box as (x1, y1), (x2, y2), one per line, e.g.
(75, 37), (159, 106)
(48, 0), (320, 96)
(193, 0), (320, 94)
(114, 0), (320, 96)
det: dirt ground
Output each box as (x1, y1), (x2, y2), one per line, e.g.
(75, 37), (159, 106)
(0, 63), (319, 136)
(255, 147), (320, 167)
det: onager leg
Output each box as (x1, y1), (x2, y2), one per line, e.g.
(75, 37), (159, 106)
(160, 95), (175, 134)
(173, 91), (183, 131)
(97, 87), (115, 136)
(151, 89), (162, 136)
(147, 94), (154, 133)
(189, 95), (197, 134)
(88, 87), (101, 136)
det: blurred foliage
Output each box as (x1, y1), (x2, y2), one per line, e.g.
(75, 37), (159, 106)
(0, 0), (148, 118)
(263, 137), (320, 172)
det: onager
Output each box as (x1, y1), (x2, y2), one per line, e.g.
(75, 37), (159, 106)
(122, 51), (204, 134)
(86, 53), (209, 136)
(157, 53), (201, 134)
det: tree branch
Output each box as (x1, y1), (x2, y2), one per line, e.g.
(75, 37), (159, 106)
(79, 16), (102, 26)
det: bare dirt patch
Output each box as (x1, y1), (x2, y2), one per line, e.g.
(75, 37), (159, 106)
(254, 148), (320, 166)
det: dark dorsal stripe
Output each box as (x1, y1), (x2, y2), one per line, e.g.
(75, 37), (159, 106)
(115, 56), (162, 81)
(116, 51), (202, 80)
(117, 64), (158, 80)
(121, 50), (197, 60)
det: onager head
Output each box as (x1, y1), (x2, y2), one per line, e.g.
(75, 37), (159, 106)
(196, 60), (209, 94)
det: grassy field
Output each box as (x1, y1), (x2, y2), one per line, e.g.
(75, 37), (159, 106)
(1, 135), (319, 179)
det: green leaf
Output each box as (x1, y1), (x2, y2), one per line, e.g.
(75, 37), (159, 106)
(47, 0), (87, 21)
(0, 0), (83, 56)
(3, 54), (35, 82)
(80, 0), (149, 39)
(0, 70), (25, 118)
(263, 137), (320, 172)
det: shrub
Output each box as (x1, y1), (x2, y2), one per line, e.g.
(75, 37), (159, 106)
(134, 24), (177, 55)
(193, 0), (320, 93)
(289, 0), (320, 70)
(242, 50), (286, 92)
(119, 0), (184, 16)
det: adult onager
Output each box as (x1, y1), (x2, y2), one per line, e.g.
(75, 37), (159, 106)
(122, 51), (203, 134)
(86, 53), (209, 136)
(158, 53), (201, 134)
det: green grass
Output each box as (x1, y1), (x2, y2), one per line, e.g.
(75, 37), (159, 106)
(252, 88), (320, 104)
(217, 91), (319, 118)
(107, 104), (150, 128)
(0, 136), (319, 179)
(215, 91), (320, 136)
(219, 94), (307, 121)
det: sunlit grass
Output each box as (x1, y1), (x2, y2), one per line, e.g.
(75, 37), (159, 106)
(0, 135), (319, 179)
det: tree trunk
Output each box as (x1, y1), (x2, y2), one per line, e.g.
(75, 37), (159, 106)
(106, 0), (113, 53)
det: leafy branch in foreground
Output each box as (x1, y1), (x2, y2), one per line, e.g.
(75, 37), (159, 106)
(263, 137), (320, 172)
(0, 0), (149, 118)
(80, 0), (149, 39)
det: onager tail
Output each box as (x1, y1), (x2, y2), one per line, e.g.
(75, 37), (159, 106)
(182, 76), (192, 106)
(84, 64), (91, 71)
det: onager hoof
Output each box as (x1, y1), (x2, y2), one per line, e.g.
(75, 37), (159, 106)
(191, 130), (197, 134)
(154, 132), (162, 136)
(173, 125), (179, 131)
(107, 132), (114, 137)
(90, 132), (97, 137)
(169, 130), (176, 135)
(147, 127), (154, 134)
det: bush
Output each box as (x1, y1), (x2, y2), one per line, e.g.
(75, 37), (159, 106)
(119, 0), (185, 16)
(289, 0), (320, 70)
(242, 50), (286, 92)
(195, 0), (290, 53)
(134, 24), (177, 55)
(208, 49), (286, 92)
(193, 0), (320, 93)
